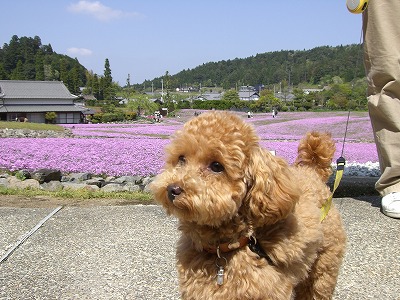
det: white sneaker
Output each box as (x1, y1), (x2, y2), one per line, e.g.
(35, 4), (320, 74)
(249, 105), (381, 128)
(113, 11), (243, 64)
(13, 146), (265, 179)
(381, 192), (400, 219)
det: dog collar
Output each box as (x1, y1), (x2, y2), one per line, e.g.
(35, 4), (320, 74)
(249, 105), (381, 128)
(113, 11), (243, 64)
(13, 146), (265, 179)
(204, 235), (274, 286)
(203, 236), (250, 254)
(204, 236), (274, 265)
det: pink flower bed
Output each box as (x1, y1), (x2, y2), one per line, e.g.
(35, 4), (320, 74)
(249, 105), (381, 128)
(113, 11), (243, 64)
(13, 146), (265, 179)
(0, 138), (168, 176)
(63, 123), (178, 138)
(0, 111), (378, 176)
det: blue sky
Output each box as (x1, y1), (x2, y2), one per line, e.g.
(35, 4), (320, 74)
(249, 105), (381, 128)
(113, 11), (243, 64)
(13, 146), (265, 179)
(1, 1), (363, 85)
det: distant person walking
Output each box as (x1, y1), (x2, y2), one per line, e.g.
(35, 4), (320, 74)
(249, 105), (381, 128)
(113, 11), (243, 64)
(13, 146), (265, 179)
(363, 0), (400, 218)
(272, 108), (277, 118)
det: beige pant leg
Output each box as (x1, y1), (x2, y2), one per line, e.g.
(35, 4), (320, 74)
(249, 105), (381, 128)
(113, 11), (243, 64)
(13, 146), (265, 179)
(363, 0), (400, 196)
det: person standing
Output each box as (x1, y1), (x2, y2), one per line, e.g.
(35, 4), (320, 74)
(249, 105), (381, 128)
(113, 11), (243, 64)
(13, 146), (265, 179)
(363, 0), (400, 218)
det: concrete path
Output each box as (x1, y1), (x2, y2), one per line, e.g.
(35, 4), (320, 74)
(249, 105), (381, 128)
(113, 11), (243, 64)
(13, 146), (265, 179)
(0, 197), (398, 300)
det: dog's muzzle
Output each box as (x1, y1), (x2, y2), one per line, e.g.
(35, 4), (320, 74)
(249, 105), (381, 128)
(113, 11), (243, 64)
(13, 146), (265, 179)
(167, 184), (183, 201)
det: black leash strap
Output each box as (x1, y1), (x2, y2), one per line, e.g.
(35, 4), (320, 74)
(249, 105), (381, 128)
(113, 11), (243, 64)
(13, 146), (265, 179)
(248, 236), (274, 265)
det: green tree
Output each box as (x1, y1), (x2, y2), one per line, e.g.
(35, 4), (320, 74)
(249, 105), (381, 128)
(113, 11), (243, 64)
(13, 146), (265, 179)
(104, 58), (112, 83)
(44, 64), (57, 81)
(103, 58), (114, 100)
(82, 70), (93, 95)
(93, 73), (100, 99)
(0, 35), (87, 84)
(126, 94), (158, 116)
(23, 62), (36, 80)
(123, 73), (135, 101)
(10, 60), (25, 80)
(35, 51), (45, 80)
(163, 71), (171, 91)
(162, 71), (175, 112)
(221, 89), (239, 102)
(68, 66), (81, 94)
(327, 94), (348, 110)
(42, 43), (53, 54)
(252, 89), (280, 112)
(3, 35), (20, 71)
(59, 58), (68, 83)
(0, 64), (8, 80)
(350, 79), (368, 109)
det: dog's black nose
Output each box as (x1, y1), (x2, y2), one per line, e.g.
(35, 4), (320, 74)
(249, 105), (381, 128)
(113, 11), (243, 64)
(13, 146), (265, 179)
(167, 184), (183, 201)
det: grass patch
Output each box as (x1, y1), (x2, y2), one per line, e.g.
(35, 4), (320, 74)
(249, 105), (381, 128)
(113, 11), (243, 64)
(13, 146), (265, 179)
(0, 121), (65, 131)
(0, 185), (153, 202)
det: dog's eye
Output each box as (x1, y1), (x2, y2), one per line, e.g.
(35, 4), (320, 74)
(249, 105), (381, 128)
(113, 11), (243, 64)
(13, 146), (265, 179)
(209, 161), (224, 173)
(178, 155), (186, 165)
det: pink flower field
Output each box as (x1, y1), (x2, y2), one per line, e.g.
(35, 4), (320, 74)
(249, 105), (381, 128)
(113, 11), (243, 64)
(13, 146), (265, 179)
(0, 110), (378, 177)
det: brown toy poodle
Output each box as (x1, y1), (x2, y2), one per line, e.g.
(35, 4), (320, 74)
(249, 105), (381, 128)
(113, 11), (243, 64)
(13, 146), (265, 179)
(151, 111), (346, 300)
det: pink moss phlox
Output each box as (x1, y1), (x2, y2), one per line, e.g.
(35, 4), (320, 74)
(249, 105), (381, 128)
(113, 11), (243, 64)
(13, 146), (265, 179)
(1, 111), (377, 176)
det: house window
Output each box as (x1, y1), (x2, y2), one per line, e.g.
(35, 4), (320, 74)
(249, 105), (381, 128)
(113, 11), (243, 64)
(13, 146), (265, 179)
(27, 113), (45, 123)
(8, 113), (26, 122)
(57, 112), (79, 124)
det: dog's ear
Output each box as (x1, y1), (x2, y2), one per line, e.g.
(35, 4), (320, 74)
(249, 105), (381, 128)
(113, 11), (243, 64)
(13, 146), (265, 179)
(244, 146), (300, 227)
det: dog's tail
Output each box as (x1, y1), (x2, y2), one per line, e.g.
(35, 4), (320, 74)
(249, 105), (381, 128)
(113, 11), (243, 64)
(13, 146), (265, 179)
(294, 131), (336, 182)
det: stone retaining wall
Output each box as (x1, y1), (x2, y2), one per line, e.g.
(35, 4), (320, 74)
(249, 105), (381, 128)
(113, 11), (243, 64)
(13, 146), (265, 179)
(0, 128), (73, 138)
(0, 169), (154, 193)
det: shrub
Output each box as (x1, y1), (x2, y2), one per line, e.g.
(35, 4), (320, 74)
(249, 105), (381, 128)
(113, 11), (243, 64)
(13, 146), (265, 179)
(45, 112), (57, 124)
(90, 112), (126, 123)
(101, 112), (124, 123)
(91, 113), (103, 123)
(125, 111), (137, 121)
(177, 100), (191, 109)
(15, 170), (28, 181)
(302, 101), (313, 110)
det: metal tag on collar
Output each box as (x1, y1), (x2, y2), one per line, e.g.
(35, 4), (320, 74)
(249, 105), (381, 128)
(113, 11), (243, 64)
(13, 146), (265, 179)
(216, 265), (224, 285)
(215, 246), (227, 286)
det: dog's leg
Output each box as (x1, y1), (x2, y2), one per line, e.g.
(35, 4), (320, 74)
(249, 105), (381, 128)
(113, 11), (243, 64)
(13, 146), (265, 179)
(295, 208), (346, 300)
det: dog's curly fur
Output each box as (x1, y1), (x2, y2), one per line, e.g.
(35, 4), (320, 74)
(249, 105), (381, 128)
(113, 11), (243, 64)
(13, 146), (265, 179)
(151, 111), (346, 300)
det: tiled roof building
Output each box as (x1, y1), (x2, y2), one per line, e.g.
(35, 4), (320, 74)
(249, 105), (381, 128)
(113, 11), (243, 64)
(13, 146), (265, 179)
(0, 80), (88, 123)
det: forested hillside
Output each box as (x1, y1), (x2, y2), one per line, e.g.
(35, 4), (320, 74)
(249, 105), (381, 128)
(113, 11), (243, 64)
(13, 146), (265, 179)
(0, 35), (365, 99)
(141, 44), (365, 90)
(0, 35), (87, 94)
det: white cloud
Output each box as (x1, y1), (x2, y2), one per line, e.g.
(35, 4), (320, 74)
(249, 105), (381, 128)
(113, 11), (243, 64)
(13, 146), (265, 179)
(67, 47), (93, 56)
(67, 1), (140, 22)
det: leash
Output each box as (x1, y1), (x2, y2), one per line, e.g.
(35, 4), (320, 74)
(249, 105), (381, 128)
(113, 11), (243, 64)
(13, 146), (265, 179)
(248, 236), (274, 265)
(320, 110), (350, 222)
(320, 22), (365, 222)
(320, 156), (346, 222)
(320, 112), (349, 222)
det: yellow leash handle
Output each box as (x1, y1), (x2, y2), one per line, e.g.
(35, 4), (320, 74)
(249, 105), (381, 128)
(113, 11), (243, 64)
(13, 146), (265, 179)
(320, 157), (346, 222)
(346, 0), (369, 14)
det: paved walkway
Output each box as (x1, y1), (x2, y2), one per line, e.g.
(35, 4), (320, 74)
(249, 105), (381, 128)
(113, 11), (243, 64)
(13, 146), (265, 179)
(0, 197), (398, 299)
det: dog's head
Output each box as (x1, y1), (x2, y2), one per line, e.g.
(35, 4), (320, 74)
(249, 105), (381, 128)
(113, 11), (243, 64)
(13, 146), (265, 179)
(151, 111), (299, 227)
